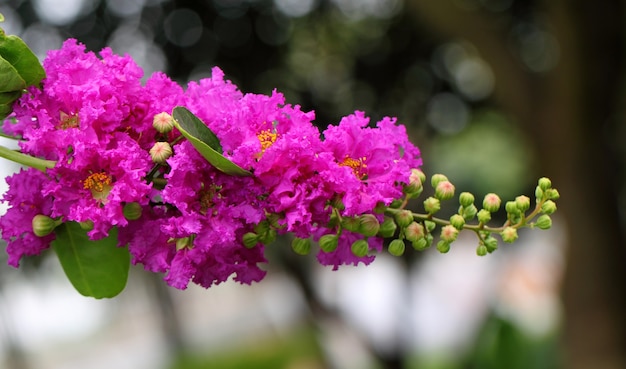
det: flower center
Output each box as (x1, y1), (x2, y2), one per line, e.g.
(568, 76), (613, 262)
(198, 184), (222, 215)
(340, 156), (368, 180)
(83, 172), (113, 201)
(59, 111), (79, 129)
(258, 129), (278, 152)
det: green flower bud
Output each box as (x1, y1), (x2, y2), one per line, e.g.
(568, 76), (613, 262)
(394, 209), (414, 228)
(79, 220), (94, 231)
(435, 180), (455, 201)
(515, 195), (531, 212)
(538, 177), (552, 191)
(425, 233), (434, 247)
(535, 186), (544, 201)
(32, 215), (59, 237)
(351, 239), (369, 257)
(536, 214), (552, 230)
(436, 240), (451, 253)
(414, 168), (427, 185)
(291, 237), (311, 255)
(482, 193), (501, 213)
(330, 196), (345, 211)
(431, 174), (448, 188)
(484, 236), (498, 252)
(403, 168), (425, 195)
(373, 201), (387, 214)
(319, 234), (339, 252)
(501, 227), (518, 243)
(149, 141), (173, 164)
(153, 112), (175, 133)
(123, 202), (142, 221)
(541, 200), (557, 215)
(341, 216), (361, 232)
(389, 199), (403, 209)
(476, 244), (488, 256)
(254, 221), (270, 235)
(412, 238), (429, 251)
(477, 209), (491, 224)
(388, 239), (406, 256)
(259, 228), (277, 245)
(404, 222), (425, 242)
(242, 232), (259, 248)
(545, 188), (560, 200)
(378, 216), (398, 238)
(423, 196), (441, 215)
(449, 214), (465, 230)
(359, 214), (380, 237)
(440, 225), (459, 243)
(505, 201), (520, 215)
(461, 204), (478, 221)
(459, 192), (475, 207)
(424, 220), (436, 232)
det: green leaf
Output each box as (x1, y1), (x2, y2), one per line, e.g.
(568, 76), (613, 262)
(52, 223), (130, 299)
(0, 56), (25, 93)
(0, 34), (45, 87)
(172, 106), (252, 176)
(0, 90), (21, 104)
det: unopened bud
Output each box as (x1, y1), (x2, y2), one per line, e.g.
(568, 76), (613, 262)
(242, 232), (259, 248)
(505, 201), (520, 215)
(440, 225), (459, 243)
(150, 141), (173, 164)
(358, 214), (380, 237)
(449, 214), (465, 230)
(258, 228), (277, 245)
(388, 239), (406, 256)
(541, 200), (557, 215)
(459, 192), (475, 207)
(538, 177), (552, 191)
(461, 204), (478, 221)
(373, 201), (387, 214)
(536, 214), (552, 229)
(477, 209), (491, 224)
(545, 188), (560, 200)
(123, 202), (142, 221)
(436, 240), (451, 253)
(330, 196), (345, 211)
(394, 209), (414, 228)
(351, 239), (369, 257)
(403, 168), (425, 195)
(423, 196), (441, 215)
(389, 199), (403, 209)
(412, 237), (429, 251)
(319, 234), (339, 252)
(484, 236), (498, 252)
(153, 112), (175, 133)
(431, 174), (448, 188)
(404, 222), (425, 242)
(501, 227), (518, 243)
(476, 244), (488, 256)
(483, 193), (501, 213)
(341, 217), (361, 232)
(378, 216), (398, 238)
(32, 215), (59, 237)
(435, 180), (455, 201)
(424, 220), (436, 232)
(535, 186), (544, 201)
(291, 237), (311, 255)
(515, 195), (531, 212)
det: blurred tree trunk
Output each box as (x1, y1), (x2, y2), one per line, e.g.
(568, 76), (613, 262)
(407, 1), (626, 368)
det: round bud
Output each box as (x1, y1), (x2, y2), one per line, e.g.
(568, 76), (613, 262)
(254, 221), (270, 235)
(259, 228), (277, 245)
(378, 216), (398, 238)
(461, 204), (478, 221)
(435, 180), (455, 201)
(423, 196), (441, 215)
(476, 244), (488, 256)
(536, 214), (552, 230)
(424, 220), (436, 232)
(431, 174), (449, 188)
(319, 234), (339, 252)
(477, 209), (491, 224)
(546, 189), (560, 200)
(482, 193), (501, 213)
(389, 199), (403, 209)
(123, 202), (142, 221)
(32, 215), (58, 237)
(541, 200), (557, 215)
(153, 112), (175, 133)
(373, 201), (387, 214)
(404, 222), (425, 242)
(440, 225), (459, 243)
(149, 142), (173, 164)
(291, 237), (312, 255)
(449, 214), (465, 230)
(436, 240), (451, 254)
(242, 232), (259, 248)
(394, 210), (414, 228)
(501, 227), (519, 243)
(535, 186), (544, 201)
(515, 195), (531, 212)
(412, 238), (429, 251)
(505, 201), (520, 215)
(459, 192), (475, 207)
(538, 177), (552, 191)
(341, 217), (361, 232)
(358, 214), (380, 237)
(484, 236), (498, 252)
(351, 239), (369, 257)
(403, 168), (425, 195)
(388, 239), (406, 256)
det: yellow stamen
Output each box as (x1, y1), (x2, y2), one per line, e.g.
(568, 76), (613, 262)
(83, 172), (113, 201)
(340, 156), (368, 180)
(258, 129), (278, 152)
(59, 111), (79, 129)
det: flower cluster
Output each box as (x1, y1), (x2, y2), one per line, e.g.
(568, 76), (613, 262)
(0, 39), (422, 290)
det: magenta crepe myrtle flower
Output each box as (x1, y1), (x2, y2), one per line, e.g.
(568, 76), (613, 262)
(0, 168), (55, 267)
(322, 111), (423, 216)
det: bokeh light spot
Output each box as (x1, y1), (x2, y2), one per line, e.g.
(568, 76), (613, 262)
(164, 8), (203, 47)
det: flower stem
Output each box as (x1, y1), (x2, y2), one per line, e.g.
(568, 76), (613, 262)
(0, 145), (55, 172)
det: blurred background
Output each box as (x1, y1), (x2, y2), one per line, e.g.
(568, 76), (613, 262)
(0, 0), (624, 368)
